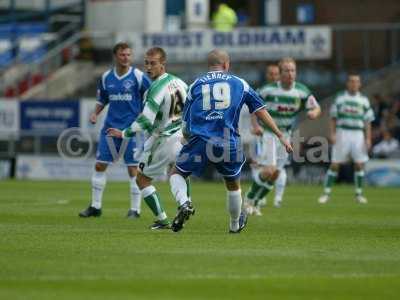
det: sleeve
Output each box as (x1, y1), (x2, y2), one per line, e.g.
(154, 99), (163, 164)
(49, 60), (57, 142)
(244, 87), (266, 114)
(329, 97), (338, 118)
(123, 86), (164, 137)
(364, 99), (375, 122)
(96, 78), (109, 106)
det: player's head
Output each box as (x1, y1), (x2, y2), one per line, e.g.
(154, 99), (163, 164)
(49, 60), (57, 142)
(346, 72), (361, 94)
(112, 42), (132, 69)
(279, 57), (296, 87)
(144, 47), (167, 80)
(207, 49), (230, 72)
(265, 64), (280, 83)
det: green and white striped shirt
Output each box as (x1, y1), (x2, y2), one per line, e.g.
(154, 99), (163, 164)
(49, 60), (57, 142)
(257, 81), (319, 131)
(330, 91), (374, 130)
(124, 73), (188, 137)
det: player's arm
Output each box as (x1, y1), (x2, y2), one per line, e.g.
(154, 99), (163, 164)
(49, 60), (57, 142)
(305, 95), (321, 120)
(329, 97), (338, 144)
(364, 122), (372, 151)
(250, 113), (263, 136)
(254, 109), (293, 153)
(244, 84), (292, 153)
(107, 91), (161, 138)
(90, 103), (105, 124)
(91, 77), (109, 124)
(329, 118), (337, 144)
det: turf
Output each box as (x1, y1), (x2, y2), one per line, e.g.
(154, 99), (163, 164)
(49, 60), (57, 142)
(0, 180), (399, 299)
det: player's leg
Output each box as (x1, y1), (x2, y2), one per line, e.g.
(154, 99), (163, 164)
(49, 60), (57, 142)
(319, 162), (340, 203)
(127, 166), (141, 218)
(124, 137), (141, 218)
(79, 133), (113, 217)
(215, 145), (248, 233)
(137, 134), (183, 229)
(274, 167), (287, 207)
(352, 133), (369, 203)
(169, 137), (205, 232)
(136, 172), (170, 229)
(353, 162), (367, 203)
(224, 178), (247, 233)
(245, 131), (278, 214)
(319, 130), (348, 203)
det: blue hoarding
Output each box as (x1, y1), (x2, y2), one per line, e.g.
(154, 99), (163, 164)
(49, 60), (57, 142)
(20, 100), (80, 134)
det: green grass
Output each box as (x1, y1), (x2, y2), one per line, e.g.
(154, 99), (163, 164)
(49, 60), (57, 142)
(0, 180), (399, 299)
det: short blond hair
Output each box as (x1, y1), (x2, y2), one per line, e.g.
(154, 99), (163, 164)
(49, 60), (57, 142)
(278, 57), (296, 71)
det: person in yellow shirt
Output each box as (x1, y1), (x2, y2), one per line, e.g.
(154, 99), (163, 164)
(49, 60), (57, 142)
(212, 3), (238, 32)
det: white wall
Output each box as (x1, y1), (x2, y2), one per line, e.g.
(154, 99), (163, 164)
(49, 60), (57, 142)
(86, 0), (164, 33)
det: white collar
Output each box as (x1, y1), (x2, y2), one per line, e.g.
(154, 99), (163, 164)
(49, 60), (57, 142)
(113, 66), (132, 80)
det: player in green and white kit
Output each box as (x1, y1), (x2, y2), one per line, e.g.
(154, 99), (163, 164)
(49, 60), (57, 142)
(245, 57), (321, 214)
(318, 73), (374, 204)
(107, 47), (188, 229)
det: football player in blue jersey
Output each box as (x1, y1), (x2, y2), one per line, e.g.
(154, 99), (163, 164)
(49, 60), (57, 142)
(79, 42), (151, 218)
(168, 49), (293, 233)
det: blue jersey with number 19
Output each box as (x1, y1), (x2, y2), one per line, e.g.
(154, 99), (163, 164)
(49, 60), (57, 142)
(183, 71), (265, 146)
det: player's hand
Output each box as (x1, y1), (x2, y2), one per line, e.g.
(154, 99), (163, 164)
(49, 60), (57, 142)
(279, 136), (293, 153)
(89, 113), (97, 124)
(251, 125), (263, 136)
(307, 109), (319, 120)
(329, 133), (336, 145)
(106, 128), (123, 138)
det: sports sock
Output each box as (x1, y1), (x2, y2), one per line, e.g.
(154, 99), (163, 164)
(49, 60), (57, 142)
(91, 171), (106, 209)
(274, 168), (287, 203)
(186, 178), (191, 201)
(129, 176), (141, 212)
(141, 185), (167, 221)
(170, 174), (190, 206)
(323, 169), (337, 195)
(245, 181), (263, 205)
(253, 173), (274, 206)
(354, 170), (365, 196)
(227, 189), (242, 232)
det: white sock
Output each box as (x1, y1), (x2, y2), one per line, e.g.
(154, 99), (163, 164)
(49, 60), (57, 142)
(129, 176), (141, 212)
(170, 174), (189, 206)
(91, 171), (106, 209)
(227, 189), (242, 231)
(274, 169), (287, 203)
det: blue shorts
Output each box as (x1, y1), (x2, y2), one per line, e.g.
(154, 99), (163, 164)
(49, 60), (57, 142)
(96, 132), (139, 166)
(175, 136), (245, 180)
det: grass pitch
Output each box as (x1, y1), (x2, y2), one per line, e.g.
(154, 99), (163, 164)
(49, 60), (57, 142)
(0, 180), (399, 299)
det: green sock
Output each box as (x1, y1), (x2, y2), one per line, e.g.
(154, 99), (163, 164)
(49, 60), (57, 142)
(246, 181), (264, 204)
(144, 191), (167, 221)
(354, 170), (364, 196)
(323, 169), (337, 195)
(254, 183), (273, 206)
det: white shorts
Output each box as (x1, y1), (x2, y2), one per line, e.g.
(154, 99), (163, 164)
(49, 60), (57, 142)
(139, 131), (183, 178)
(331, 129), (368, 163)
(253, 130), (290, 169)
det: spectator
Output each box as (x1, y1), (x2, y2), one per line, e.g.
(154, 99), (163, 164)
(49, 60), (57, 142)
(211, 2), (238, 32)
(372, 130), (400, 158)
(371, 93), (389, 128)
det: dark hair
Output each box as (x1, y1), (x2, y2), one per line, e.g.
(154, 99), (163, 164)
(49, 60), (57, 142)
(145, 47), (167, 63)
(112, 42), (131, 55)
(347, 71), (360, 78)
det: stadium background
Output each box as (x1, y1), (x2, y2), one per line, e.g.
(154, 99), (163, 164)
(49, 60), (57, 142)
(1, 1), (400, 299)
